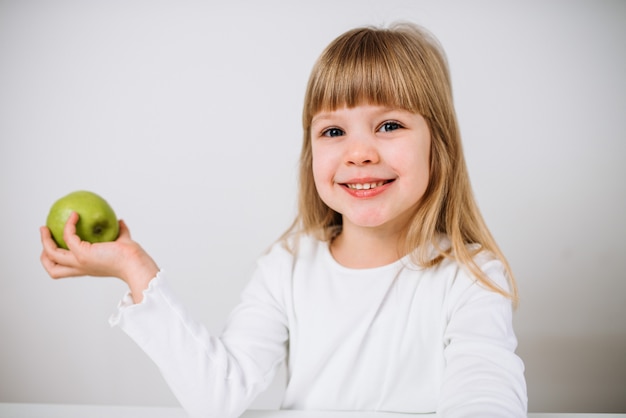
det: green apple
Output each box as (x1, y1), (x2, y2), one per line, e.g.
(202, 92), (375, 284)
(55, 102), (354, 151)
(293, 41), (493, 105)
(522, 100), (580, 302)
(46, 190), (120, 249)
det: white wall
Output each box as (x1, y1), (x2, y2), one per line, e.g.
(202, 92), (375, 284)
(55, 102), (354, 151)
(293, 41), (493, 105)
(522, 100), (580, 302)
(1, 0), (624, 413)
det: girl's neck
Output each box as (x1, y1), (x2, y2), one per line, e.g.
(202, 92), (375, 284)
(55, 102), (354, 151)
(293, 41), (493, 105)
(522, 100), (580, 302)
(329, 225), (404, 269)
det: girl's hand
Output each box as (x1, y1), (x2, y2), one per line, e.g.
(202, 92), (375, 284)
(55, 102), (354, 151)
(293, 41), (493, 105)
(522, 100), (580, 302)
(40, 211), (159, 303)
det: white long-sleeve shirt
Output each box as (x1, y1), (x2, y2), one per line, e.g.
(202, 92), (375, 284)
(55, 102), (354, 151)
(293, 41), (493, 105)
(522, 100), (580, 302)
(110, 235), (527, 418)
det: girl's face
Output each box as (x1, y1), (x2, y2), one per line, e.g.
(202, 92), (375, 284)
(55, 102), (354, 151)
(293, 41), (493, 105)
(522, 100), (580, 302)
(310, 103), (431, 236)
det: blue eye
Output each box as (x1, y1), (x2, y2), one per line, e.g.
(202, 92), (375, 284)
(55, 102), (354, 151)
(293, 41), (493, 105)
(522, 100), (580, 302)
(323, 127), (345, 137)
(379, 121), (402, 132)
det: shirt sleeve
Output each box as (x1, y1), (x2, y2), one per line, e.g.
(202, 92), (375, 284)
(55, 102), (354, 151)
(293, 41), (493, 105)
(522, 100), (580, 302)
(109, 264), (289, 418)
(438, 260), (528, 417)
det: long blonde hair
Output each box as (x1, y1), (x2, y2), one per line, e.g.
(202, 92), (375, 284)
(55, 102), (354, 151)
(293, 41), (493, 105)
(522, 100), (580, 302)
(285, 22), (518, 304)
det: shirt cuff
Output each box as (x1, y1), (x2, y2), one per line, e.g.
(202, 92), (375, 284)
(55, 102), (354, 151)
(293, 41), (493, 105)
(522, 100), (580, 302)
(108, 269), (164, 327)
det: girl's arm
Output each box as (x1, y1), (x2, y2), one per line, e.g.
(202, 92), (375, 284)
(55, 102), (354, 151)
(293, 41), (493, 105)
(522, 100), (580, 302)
(39, 211), (159, 303)
(439, 260), (528, 417)
(40, 212), (289, 417)
(111, 258), (289, 418)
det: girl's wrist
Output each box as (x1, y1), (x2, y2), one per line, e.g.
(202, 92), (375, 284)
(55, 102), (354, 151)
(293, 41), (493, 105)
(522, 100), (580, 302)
(121, 245), (159, 304)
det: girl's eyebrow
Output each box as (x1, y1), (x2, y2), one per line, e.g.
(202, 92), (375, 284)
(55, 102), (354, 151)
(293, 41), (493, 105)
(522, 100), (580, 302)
(311, 106), (409, 125)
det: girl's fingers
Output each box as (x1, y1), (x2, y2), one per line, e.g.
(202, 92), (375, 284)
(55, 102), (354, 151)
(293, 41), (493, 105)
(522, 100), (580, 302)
(40, 251), (81, 279)
(40, 226), (67, 262)
(40, 217), (140, 280)
(39, 225), (56, 250)
(39, 225), (81, 274)
(63, 211), (83, 251)
(117, 219), (131, 240)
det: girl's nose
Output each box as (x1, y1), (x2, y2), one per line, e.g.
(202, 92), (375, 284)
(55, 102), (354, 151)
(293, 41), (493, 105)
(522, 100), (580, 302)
(345, 134), (380, 166)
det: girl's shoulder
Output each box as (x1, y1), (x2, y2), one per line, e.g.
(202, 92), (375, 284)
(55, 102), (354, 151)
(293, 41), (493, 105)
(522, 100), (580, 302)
(259, 232), (325, 268)
(274, 230), (326, 254)
(443, 251), (511, 305)
(429, 234), (500, 268)
(422, 235), (510, 294)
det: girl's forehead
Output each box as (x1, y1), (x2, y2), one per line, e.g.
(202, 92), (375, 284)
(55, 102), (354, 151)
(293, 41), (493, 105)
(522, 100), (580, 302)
(310, 102), (422, 126)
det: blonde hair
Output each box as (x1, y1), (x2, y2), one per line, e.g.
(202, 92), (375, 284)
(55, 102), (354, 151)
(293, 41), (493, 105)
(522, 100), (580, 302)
(285, 22), (518, 304)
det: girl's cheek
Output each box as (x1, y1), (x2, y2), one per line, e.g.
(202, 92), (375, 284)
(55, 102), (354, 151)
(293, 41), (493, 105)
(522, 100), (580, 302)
(311, 155), (324, 184)
(312, 162), (329, 186)
(311, 145), (330, 176)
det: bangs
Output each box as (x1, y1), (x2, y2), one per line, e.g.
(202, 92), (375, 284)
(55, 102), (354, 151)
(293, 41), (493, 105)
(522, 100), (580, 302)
(303, 25), (437, 127)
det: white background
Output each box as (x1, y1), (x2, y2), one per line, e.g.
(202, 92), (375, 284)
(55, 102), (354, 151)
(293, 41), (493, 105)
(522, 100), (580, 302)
(1, 0), (625, 413)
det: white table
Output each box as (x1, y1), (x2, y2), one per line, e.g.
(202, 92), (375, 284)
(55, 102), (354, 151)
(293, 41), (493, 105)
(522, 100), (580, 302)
(0, 403), (623, 417)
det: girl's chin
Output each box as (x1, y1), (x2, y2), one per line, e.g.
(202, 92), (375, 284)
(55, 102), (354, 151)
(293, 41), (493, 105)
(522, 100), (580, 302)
(340, 209), (416, 233)
(341, 216), (391, 230)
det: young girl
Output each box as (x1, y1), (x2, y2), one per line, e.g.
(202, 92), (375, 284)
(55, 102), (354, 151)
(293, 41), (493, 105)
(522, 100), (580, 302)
(40, 22), (528, 417)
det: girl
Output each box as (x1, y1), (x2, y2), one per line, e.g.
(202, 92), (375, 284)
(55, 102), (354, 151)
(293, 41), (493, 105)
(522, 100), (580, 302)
(40, 22), (528, 417)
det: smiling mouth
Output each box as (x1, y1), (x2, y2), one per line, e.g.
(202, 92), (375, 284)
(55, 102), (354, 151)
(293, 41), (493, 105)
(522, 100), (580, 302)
(343, 180), (393, 190)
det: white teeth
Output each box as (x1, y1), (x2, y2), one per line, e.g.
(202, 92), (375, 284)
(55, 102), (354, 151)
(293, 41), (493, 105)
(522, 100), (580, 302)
(347, 181), (385, 190)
